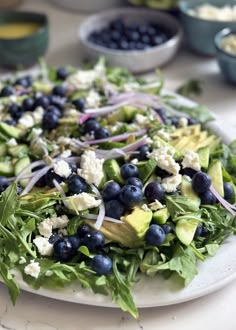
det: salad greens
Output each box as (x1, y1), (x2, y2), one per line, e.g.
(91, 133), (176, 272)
(0, 60), (235, 318)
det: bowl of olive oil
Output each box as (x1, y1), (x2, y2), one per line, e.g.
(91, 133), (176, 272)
(0, 11), (49, 68)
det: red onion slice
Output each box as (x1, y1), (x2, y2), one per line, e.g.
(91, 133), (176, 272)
(21, 165), (52, 195)
(83, 213), (123, 224)
(90, 184), (105, 230)
(210, 185), (236, 216)
(86, 129), (147, 145)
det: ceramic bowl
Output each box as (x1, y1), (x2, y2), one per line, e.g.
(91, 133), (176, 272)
(51, 0), (125, 13)
(79, 8), (182, 73)
(215, 28), (236, 85)
(179, 0), (236, 56)
(0, 11), (49, 68)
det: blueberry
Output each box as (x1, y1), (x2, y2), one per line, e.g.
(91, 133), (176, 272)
(161, 224), (173, 234)
(83, 231), (105, 252)
(0, 86), (14, 97)
(4, 119), (16, 126)
(224, 182), (235, 201)
(52, 85), (66, 97)
(181, 167), (197, 178)
(120, 163), (139, 180)
(111, 30), (121, 42)
(0, 176), (9, 193)
(135, 42), (145, 50)
(83, 119), (100, 134)
(105, 200), (125, 219)
(47, 105), (62, 118)
(94, 127), (110, 140)
(126, 177), (143, 189)
(188, 117), (198, 126)
(69, 162), (77, 174)
(68, 175), (88, 195)
(57, 67), (68, 80)
(136, 144), (150, 161)
(15, 77), (29, 88)
(22, 98), (34, 112)
(91, 255), (112, 276)
(192, 171), (211, 194)
(156, 167), (172, 179)
(119, 40), (129, 50)
(68, 235), (81, 250)
(119, 185), (143, 209)
(194, 225), (206, 238)
(77, 224), (91, 238)
(145, 224), (166, 246)
(110, 19), (124, 32)
(102, 181), (121, 201)
(45, 169), (63, 188)
(141, 35), (151, 45)
(49, 233), (61, 244)
(170, 116), (179, 127)
(8, 103), (23, 120)
(144, 182), (165, 202)
(34, 96), (50, 109)
(42, 112), (59, 130)
(154, 108), (167, 124)
(49, 95), (65, 110)
(72, 98), (85, 112)
(199, 190), (217, 205)
(53, 237), (75, 262)
(25, 75), (33, 86)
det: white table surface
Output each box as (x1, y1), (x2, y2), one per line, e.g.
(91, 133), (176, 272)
(0, 1), (236, 329)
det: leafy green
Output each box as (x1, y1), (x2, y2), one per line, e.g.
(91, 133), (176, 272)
(0, 263), (19, 304)
(176, 80), (202, 98)
(0, 184), (17, 227)
(166, 195), (200, 219)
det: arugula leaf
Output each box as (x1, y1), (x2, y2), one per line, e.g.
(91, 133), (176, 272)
(0, 263), (19, 305)
(176, 80), (202, 98)
(0, 184), (17, 227)
(166, 195), (200, 219)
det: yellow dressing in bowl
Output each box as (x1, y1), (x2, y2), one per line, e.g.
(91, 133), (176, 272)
(0, 23), (40, 39)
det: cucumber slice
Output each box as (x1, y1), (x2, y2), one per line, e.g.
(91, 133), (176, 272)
(176, 218), (200, 246)
(198, 146), (210, 170)
(8, 144), (29, 158)
(208, 160), (224, 197)
(0, 161), (14, 177)
(181, 176), (200, 205)
(0, 122), (24, 139)
(152, 208), (169, 224)
(139, 158), (157, 183)
(0, 142), (7, 157)
(14, 156), (31, 187)
(103, 159), (124, 184)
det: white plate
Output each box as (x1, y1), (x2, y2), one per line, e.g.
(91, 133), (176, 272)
(1, 93), (236, 308)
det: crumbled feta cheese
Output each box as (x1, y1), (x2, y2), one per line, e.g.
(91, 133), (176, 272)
(18, 113), (34, 129)
(83, 132), (95, 141)
(33, 236), (53, 256)
(182, 150), (201, 171)
(221, 35), (236, 55)
(178, 117), (188, 128)
(38, 215), (69, 238)
(19, 256), (26, 265)
(86, 90), (101, 108)
(149, 200), (165, 211)
(66, 70), (97, 89)
(60, 150), (72, 158)
(58, 137), (72, 145)
(6, 138), (17, 147)
(31, 128), (43, 137)
(9, 95), (17, 102)
(53, 160), (72, 178)
(156, 130), (170, 142)
(141, 204), (151, 212)
(131, 158), (139, 165)
(148, 147), (180, 175)
(65, 108), (80, 117)
(45, 270), (53, 277)
(183, 175), (192, 182)
(77, 150), (104, 186)
(189, 4), (236, 21)
(66, 193), (101, 211)
(58, 228), (68, 236)
(24, 260), (41, 279)
(135, 114), (149, 127)
(162, 174), (182, 193)
(32, 106), (44, 124)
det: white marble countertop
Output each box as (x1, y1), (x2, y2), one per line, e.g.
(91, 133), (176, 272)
(0, 1), (236, 329)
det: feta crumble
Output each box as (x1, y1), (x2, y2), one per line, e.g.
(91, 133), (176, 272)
(86, 90), (101, 108)
(148, 147), (180, 175)
(19, 256), (26, 265)
(32, 106), (44, 124)
(149, 200), (165, 211)
(60, 150), (72, 158)
(182, 150), (201, 172)
(162, 174), (182, 193)
(24, 260), (41, 279)
(77, 150), (104, 186)
(131, 158), (139, 165)
(6, 138), (17, 147)
(38, 215), (69, 238)
(135, 114), (149, 127)
(66, 193), (101, 211)
(178, 117), (188, 128)
(18, 113), (34, 129)
(156, 130), (170, 142)
(67, 70), (97, 89)
(53, 160), (72, 178)
(33, 236), (53, 256)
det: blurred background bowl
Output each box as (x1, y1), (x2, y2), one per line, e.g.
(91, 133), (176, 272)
(179, 0), (236, 56)
(51, 0), (125, 13)
(79, 8), (182, 73)
(215, 28), (236, 85)
(0, 11), (49, 68)
(126, 0), (179, 18)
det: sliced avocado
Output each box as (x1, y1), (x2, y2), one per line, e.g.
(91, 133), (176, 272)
(8, 144), (29, 158)
(14, 156), (31, 187)
(197, 146), (210, 170)
(139, 158), (157, 183)
(176, 218), (200, 246)
(0, 122), (24, 139)
(0, 161), (14, 177)
(152, 208), (169, 224)
(171, 124), (201, 138)
(103, 159), (124, 184)
(0, 142), (7, 157)
(122, 207), (153, 239)
(181, 176), (200, 205)
(208, 160), (224, 197)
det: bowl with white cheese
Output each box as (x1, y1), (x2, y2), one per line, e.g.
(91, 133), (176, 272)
(215, 28), (236, 84)
(179, 0), (236, 56)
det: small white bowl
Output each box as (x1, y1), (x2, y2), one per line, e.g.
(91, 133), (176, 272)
(78, 8), (183, 73)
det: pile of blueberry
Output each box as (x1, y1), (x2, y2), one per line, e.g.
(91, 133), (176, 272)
(52, 224), (112, 276)
(83, 118), (110, 140)
(88, 19), (171, 51)
(155, 108), (198, 127)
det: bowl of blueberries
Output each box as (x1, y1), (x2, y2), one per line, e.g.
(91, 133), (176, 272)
(79, 7), (182, 73)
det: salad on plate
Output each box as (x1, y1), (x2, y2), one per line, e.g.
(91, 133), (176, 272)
(0, 59), (235, 318)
